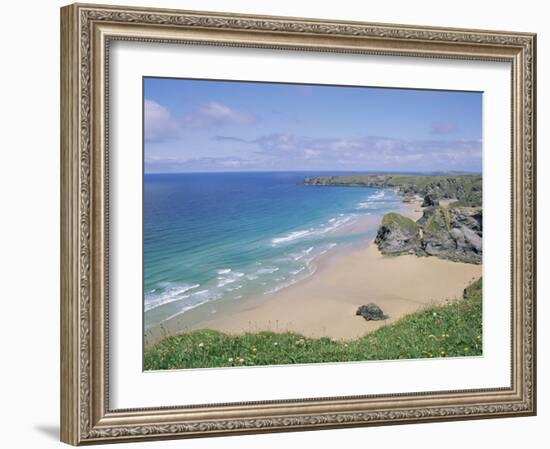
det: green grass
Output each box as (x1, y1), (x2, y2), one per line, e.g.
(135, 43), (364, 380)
(304, 174), (482, 207)
(381, 212), (419, 233)
(144, 279), (483, 371)
(424, 208), (451, 236)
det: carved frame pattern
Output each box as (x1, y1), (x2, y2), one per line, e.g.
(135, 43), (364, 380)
(60, 3), (536, 445)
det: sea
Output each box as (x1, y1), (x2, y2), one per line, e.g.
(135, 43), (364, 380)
(144, 171), (404, 328)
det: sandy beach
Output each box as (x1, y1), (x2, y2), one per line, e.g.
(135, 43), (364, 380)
(145, 196), (481, 347)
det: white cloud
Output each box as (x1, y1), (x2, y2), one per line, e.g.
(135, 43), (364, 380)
(182, 102), (257, 128)
(145, 156), (262, 173)
(246, 133), (481, 171)
(144, 99), (258, 142)
(144, 99), (178, 142)
(431, 121), (458, 135)
(207, 132), (482, 171)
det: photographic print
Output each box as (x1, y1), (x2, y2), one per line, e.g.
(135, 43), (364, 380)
(61, 5), (536, 443)
(143, 78), (483, 370)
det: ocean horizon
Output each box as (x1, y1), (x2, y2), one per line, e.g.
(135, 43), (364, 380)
(143, 171), (406, 328)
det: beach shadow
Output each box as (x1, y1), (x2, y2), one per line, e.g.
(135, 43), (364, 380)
(34, 424), (59, 440)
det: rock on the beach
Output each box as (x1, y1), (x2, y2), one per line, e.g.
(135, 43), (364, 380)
(421, 193), (440, 207)
(402, 193), (416, 203)
(356, 303), (388, 321)
(375, 212), (420, 254)
(416, 206), (482, 264)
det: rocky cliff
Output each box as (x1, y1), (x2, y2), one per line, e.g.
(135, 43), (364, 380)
(305, 174), (483, 264)
(374, 213), (421, 254)
(304, 174), (482, 207)
(375, 206), (482, 264)
(416, 206), (482, 264)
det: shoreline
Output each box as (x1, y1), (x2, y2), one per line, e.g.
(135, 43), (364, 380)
(145, 195), (481, 347)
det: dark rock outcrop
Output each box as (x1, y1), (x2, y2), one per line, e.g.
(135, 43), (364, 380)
(304, 173), (483, 265)
(421, 193), (440, 207)
(416, 206), (482, 264)
(374, 213), (420, 255)
(375, 206), (482, 264)
(356, 303), (388, 321)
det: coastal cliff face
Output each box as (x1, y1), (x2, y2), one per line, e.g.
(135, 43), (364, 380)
(304, 174), (482, 207)
(305, 174), (482, 264)
(374, 206), (482, 264)
(374, 212), (420, 254)
(416, 206), (482, 264)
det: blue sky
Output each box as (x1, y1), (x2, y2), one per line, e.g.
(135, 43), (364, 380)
(144, 77), (482, 173)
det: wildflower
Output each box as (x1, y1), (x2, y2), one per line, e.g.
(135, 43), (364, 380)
(428, 334), (436, 339)
(239, 358), (245, 363)
(228, 357), (234, 363)
(440, 351), (446, 356)
(251, 347), (257, 353)
(273, 342), (278, 346)
(295, 339), (305, 346)
(344, 343), (349, 348)
(432, 312), (437, 317)
(464, 347), (469, 353)
(476, 335), (481, 341)
(198, 342), (204, 348)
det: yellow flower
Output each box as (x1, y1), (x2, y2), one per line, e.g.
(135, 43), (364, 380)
(476, 335), (481, 340)
(464, 347), (469, 352)
(251, 347), (257, 353)
(228, 357), (234, 363)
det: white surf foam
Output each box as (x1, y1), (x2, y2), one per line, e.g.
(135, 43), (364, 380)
(271, 215), (354, 246)
(144, 283), (201, 312)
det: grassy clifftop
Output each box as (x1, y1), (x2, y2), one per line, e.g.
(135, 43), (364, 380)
(375, 212), (420, 255)
(381, 212), (419, 233)
(306, 173), (483, 263)
(144, 278), (482, 370)
(304, 174), (482, 207)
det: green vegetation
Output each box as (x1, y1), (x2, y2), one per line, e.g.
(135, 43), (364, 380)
(144, 278), (483, 370)
(304, 174), (482, 207)
(424, 208), (451, 236)
(381, 212), (419, 233)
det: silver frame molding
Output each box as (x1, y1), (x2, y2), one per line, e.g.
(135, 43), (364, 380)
(60, 3), (536, 445)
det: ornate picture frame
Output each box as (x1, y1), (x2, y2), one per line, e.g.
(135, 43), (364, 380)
(60, 3), (536, 445)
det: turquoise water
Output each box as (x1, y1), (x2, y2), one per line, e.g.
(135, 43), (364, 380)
(144, 172), (403, 328)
